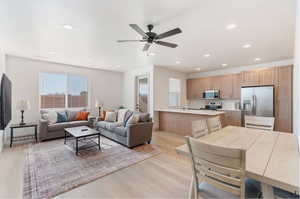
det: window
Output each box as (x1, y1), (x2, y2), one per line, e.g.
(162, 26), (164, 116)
(67, 75), (88, 108)
(169, 78), (181, 107)
(40, 73), (88, 109)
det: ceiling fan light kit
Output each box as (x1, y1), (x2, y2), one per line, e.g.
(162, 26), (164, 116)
(117, 24), (182, 51)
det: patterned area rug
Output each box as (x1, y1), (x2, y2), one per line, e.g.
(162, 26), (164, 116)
(23, 137), (160, 199)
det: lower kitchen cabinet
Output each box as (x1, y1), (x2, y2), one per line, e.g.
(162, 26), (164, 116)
(223, 110), (242, 127)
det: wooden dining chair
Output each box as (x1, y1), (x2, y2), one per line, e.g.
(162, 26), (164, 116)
(191, 120), (209, 138)
(244, 116), (275, 131)
(207, 116), (222, 133)
(186, 136), (246, 199)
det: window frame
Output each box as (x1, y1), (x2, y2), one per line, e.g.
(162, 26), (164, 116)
(39, 72), (90, 110)
(168, 78), (181, 108)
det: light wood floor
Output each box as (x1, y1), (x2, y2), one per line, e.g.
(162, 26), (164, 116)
(0, 131), (238, 199)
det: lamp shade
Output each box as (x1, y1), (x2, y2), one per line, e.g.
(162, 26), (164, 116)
(95, 99), (99, 108)
(17, 100), (31, 111)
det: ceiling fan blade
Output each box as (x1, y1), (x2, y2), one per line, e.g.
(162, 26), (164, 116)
(143, 43), (151, 51)
(156, 28), (182, 39)
(155, 41), (178, 48)
(129, 24), (149, 38)
(117, 40), (146, 43)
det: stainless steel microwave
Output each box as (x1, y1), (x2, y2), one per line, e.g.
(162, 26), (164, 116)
(203, 90), (220, 99)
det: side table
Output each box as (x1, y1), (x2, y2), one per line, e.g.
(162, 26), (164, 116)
(10, 123), (38, 147)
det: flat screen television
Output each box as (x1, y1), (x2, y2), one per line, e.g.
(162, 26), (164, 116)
(0, 74), (12, 130)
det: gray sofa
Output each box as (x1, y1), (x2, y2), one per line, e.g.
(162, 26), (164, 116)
(39, 110), (92, 141)
(96, 110), (153, 148)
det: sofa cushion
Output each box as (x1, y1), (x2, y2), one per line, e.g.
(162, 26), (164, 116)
(75, 111), (90, 120)
(96, 121), (122, 131)
(138, 113), (150, 122)
(124, 110), (133, 125)
(125, 114), (140, 126)
(114, 126), (127, 137)
(42, 111), (58, 124)
(57, 111), (68, 123)
(66, 110), (77, 121)
(48, 120), (90, 132)
(117, 109), (128, 123)
(105, 111), (117, 122)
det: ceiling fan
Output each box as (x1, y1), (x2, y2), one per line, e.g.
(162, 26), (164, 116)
(117, 24), (182, 51)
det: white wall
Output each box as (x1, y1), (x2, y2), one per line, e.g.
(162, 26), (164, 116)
(294, 1), (300, 137)
(6, 55), (124, 127)
(123, 66), (154, 116)
(0, 50), (6, 151)
(188, 59), (293, 79)
(153, 66), (187, 109)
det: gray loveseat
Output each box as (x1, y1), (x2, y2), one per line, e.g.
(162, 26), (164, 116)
(39, 110), (92, 141)
(96, 110), (153, 148)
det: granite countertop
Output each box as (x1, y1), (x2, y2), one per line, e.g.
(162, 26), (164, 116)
(155, 108), (225, 116)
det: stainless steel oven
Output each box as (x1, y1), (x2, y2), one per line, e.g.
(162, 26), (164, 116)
(203, 90), (220, 99)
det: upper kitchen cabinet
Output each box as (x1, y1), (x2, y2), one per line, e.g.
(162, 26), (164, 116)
(187, 78), (200, 99)
(241, 67), (278, 87)
(241, 70), (260, 86)
(219, 75), (233, 99)
(232, 73), (241, 99)
(259, 67), (278, 86)
(187, 77), (211, 99)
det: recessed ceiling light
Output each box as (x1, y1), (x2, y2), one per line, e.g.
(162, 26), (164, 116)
(148, 52), (156, 56)
(242, 44), (252, 48)
(203, 54), (211, 57)
(63, 24), (73, 30)
(195, 68), (201, 71)
(176, 61), (181, 64)
(222, 64), (228, 67)
(254, 58), (261, 62)
(226, 24), (237, 30)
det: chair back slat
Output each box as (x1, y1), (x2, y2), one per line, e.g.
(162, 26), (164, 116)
(207, 116), (222, 133)
(197, 158), (242, 178)
(203, 176), (241, 195)
(186, 136), (246, 197)
(245, 116), (275, 131)
(192, 119), (209, 138)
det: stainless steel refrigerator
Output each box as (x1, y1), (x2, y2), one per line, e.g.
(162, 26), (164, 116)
(241, 86), (274, 126)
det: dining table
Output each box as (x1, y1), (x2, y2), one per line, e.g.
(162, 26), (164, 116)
(176, 126), (300, 198)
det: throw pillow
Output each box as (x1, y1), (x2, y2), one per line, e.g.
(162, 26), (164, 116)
(138, 113), (150, 122)
(75, 111), (90, 121)
(126, 114), (139, 126)
(105, 111), (117, 122)
(42, 111), (58, 124)
(124, 110), (133, 124)
(57, 111), (68, 123)
(66, 110), (78, 121)
(117, 109), (128, 123)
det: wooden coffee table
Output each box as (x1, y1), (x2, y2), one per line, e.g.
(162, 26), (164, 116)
(64, 126), (101, 155)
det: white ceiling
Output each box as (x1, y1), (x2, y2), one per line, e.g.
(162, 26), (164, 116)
(0, 0), (296, 72)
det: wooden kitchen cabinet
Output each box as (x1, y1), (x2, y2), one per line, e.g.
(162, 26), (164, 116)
(187, 77), (211, 99)
(275, 65), (293, 133)
(232, 73), (241, 99)
(241, 70), (260, 86)
(223, 110), (242, 127)
(220, 75), (233, 99)
(259, 67), (278, 85)
(186, 65), (293, 133)
(187, 79), (197, 99)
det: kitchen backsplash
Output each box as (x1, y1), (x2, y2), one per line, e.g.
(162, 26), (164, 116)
(188, 99), (240, 110)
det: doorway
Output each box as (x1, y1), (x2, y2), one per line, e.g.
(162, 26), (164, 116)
(135, 75), (149, 113)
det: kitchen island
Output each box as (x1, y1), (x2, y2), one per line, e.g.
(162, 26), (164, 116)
(156, 109), (226, 136)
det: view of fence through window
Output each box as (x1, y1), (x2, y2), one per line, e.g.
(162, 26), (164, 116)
(40, 73), (88, 109)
